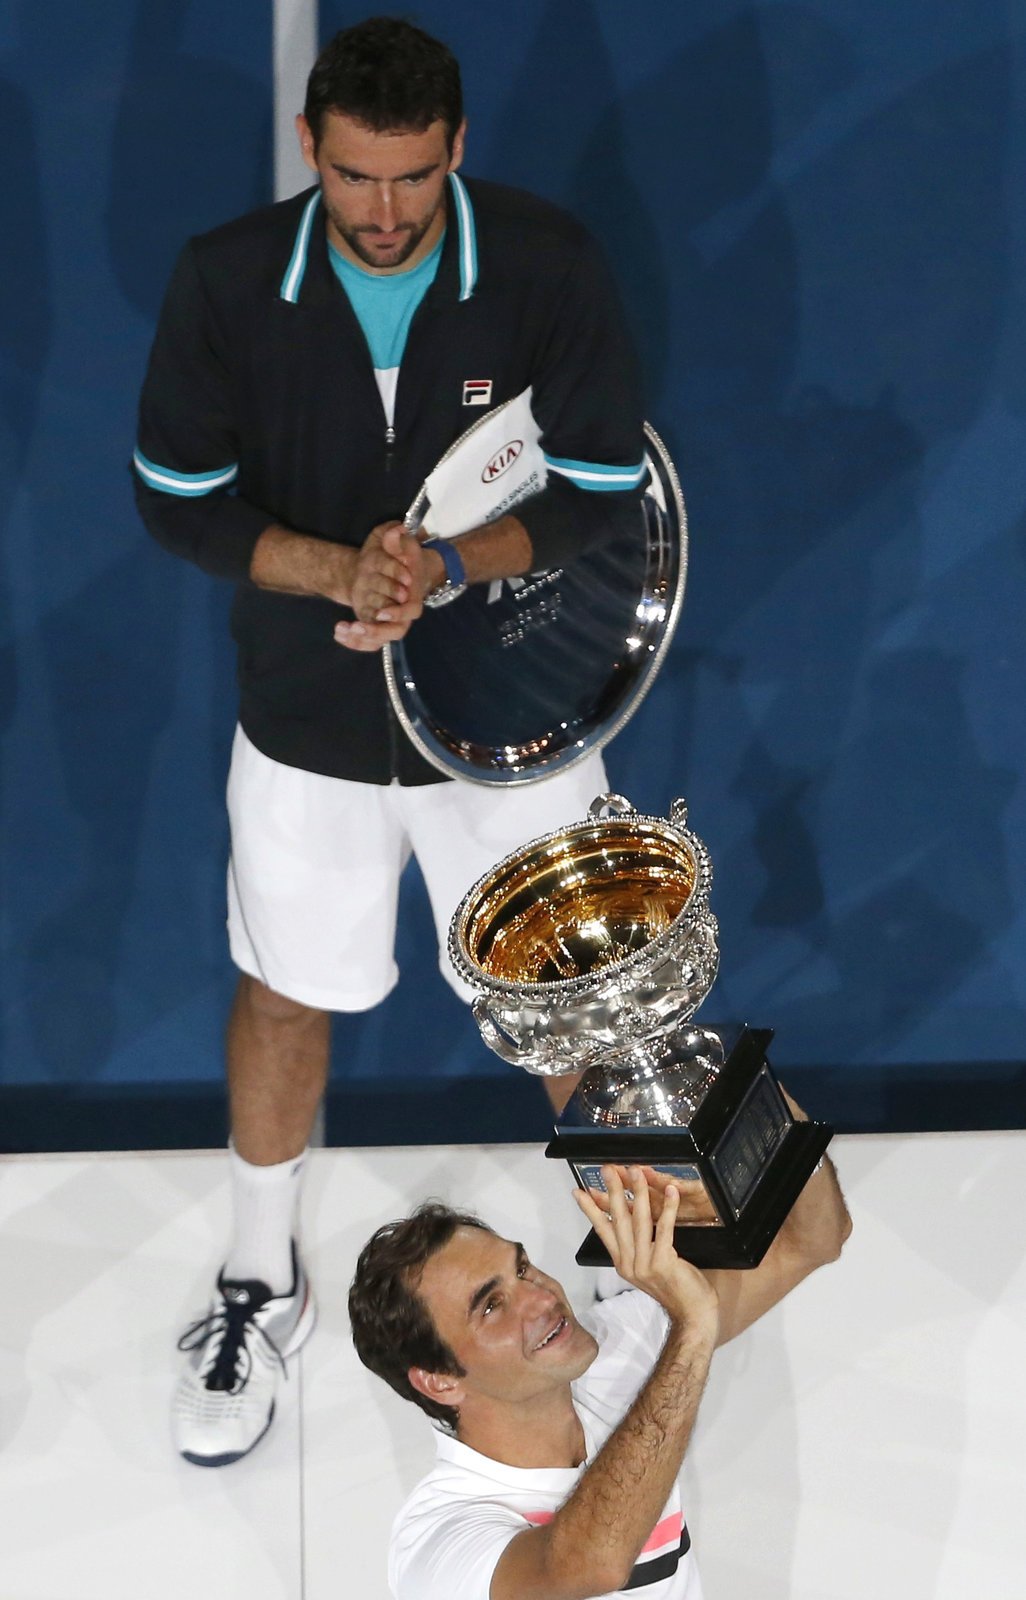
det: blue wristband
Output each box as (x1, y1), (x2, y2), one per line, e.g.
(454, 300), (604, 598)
(421, 536), (466, 587)
(420, 536), (468, 607)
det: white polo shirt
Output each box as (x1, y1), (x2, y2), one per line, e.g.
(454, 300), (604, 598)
(389, 1290), (702, 1600)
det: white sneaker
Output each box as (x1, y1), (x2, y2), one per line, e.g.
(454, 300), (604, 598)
(172, 1243), (316, 1466)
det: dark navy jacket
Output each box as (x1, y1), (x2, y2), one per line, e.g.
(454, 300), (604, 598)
(134, 175), (645, 783)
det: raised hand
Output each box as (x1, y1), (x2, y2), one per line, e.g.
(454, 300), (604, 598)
(575, 1165), (719, 1335)
(586, 1165), (719, 1227)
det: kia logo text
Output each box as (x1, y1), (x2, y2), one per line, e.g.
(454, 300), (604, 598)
(482, 440), (523, 483)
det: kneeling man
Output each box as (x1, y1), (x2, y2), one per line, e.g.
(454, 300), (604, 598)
(349, 1113), (851, 1599)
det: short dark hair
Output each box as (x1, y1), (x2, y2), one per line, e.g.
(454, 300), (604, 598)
(348, 1201), (490, 1428)
(304, 16), (463, 149)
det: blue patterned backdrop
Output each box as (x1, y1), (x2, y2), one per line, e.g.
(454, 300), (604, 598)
(2, 1), (1024, 1148)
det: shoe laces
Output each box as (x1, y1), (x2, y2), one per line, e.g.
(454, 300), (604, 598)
(177, 1289), (288, 1394)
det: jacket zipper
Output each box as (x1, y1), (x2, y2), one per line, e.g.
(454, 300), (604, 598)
(384, 418), (398, 777)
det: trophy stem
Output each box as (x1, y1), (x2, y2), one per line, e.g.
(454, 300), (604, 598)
(574, 1027), (724, 1128)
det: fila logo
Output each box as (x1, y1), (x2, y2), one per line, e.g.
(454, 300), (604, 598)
(463, 378), (492, 406)
(482, 440), (523, 483)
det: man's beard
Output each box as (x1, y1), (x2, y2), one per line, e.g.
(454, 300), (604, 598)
(329, 201), (441, 271)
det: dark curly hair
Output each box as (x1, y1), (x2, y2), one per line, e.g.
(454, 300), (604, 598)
(348, 1201), (490, 1428)
(304, 16), (463, 149)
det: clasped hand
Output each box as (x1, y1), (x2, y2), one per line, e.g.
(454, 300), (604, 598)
(334, 521), (441, 652)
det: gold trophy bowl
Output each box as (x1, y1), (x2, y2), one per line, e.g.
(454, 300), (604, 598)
(450, 795), (719, 1079)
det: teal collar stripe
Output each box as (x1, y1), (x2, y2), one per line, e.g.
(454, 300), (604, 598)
(448, 173), (477, 301)
(543, 453), (647, 491)
(134, 449), (238, 497)
(280, 191), (322, 304)
(279, 178), (476, 305)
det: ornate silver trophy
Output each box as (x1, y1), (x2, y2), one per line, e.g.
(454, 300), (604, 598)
(450, 794), (832, 1268)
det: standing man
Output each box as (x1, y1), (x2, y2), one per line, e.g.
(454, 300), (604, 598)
(134, 17), (646, 1466)
(349, 1134), (852, 1599)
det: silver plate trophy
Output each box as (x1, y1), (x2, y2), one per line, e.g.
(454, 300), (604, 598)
(450, 794), (832, 1269)
(383, 390), (687, 785)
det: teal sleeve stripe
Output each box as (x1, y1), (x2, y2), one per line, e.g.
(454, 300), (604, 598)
(448, 173), (477, 301)
(280, 191), (321, 304)
(133, 449), (238, 496)
(543, 454), (647, 490)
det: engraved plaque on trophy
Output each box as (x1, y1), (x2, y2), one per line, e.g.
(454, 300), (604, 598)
(449, 795), (832, 1270)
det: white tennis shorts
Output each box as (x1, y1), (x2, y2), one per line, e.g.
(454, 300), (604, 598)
(226, 725), (609, 1012)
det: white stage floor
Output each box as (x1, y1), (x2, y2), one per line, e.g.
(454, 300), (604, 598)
(0, 1133), (1023, 1599)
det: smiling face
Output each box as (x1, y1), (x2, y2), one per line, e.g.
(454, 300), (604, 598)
(409, 1227), (598, 1420)
(296, 108), (465, 273)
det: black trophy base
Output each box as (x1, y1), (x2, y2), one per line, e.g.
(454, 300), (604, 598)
(571, 1121), (831, 1269)
(545, 1023), (833, 1271)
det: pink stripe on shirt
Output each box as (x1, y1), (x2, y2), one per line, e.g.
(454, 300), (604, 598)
(521, 1510), (683, 1557)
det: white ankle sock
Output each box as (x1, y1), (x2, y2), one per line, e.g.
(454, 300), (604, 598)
(224, 1143), (307, 1295)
